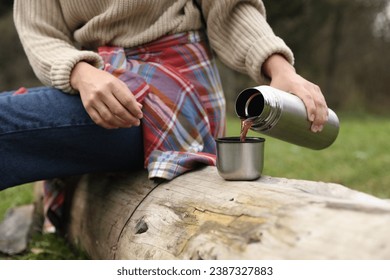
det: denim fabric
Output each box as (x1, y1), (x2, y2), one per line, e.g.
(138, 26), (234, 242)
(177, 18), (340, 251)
(0, 87), (144, 190)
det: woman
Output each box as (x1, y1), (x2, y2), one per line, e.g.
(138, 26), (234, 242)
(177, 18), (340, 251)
(1, 0), (328, 190)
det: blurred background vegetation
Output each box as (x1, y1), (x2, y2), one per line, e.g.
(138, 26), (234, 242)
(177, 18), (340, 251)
(1, 0), (390, 114)
(1, 0), (390, 259)
(220, 0), (390, 115)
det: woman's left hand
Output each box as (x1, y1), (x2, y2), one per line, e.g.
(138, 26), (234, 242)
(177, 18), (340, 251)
(262, 54), (328, 132)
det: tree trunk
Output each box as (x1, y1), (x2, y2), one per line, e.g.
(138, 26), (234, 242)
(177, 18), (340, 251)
(62, 166), (390, 260)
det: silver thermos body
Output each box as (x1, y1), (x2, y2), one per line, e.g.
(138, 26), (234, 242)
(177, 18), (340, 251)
(235, 85), (340, 150)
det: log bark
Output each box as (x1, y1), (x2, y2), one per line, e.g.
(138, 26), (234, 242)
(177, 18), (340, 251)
(63, 166), (390, 260)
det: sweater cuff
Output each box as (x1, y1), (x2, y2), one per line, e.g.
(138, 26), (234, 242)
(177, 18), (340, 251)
(50, 51), (104, 94)
(246, 36), (295, 84)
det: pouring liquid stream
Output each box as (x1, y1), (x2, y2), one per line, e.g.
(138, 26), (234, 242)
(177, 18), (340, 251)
(240, 118), (255, 142)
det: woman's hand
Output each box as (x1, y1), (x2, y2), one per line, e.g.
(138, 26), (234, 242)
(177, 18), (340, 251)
(70, 62), (143, 129)
(262, 54), (328, 132)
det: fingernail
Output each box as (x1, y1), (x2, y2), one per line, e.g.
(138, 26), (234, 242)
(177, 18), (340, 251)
(137, 112), (143, 119)
(312, 125), (324, 133)
(309, 114), (315, 122)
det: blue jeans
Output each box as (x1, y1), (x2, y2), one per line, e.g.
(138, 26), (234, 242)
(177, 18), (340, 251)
(0, 87), (144, 190)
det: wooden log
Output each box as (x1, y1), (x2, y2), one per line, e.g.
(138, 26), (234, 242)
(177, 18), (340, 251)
(63, 166), (390, 260)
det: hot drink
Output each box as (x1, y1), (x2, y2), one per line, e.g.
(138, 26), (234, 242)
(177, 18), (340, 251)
(240, 118), (254, 142)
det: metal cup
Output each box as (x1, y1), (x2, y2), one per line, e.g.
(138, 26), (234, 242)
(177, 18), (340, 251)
(215, 137), (265, 180)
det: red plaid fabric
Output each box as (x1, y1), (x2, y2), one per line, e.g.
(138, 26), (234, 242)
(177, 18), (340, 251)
(99, 31), (226, 179)
(43, 31), (226, 229)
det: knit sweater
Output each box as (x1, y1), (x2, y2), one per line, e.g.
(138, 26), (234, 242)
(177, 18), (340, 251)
(13, 0), (294, 94)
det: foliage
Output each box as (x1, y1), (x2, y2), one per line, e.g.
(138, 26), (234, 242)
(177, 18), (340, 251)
(1, 1), (390, 113)
(0, 0), (13, 17)
(263, 0), (390, 113)
(0, 12), (41, 91)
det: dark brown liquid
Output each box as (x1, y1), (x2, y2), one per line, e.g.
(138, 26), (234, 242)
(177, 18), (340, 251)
(240, 119), (254, 142)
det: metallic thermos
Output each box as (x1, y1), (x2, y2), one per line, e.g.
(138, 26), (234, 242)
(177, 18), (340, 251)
(235, 86), (340, 150)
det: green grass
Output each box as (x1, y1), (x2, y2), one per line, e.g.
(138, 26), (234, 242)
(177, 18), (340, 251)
(0, 184), (87, 260)
(0, 184), (33, 222)
(0, 232), (88, 260)
(226, 113), (390, 198)
(1, 113), (389, 259)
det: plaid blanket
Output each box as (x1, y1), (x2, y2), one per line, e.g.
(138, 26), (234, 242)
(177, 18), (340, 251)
(43, 31), (226, 230)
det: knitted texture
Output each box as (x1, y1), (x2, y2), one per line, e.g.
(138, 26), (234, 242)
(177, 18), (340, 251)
(14, 0), (293, 93)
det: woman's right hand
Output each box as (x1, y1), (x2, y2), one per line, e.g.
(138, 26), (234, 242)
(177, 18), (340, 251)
(70, 62), (143, 129)
(262, 54), (328, 133)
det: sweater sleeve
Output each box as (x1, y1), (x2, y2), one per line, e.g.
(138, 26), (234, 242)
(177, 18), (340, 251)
(199, 0), (294, 84)
(13, 0), (104, 94)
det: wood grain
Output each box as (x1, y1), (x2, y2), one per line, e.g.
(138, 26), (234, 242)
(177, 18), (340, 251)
(63, 167), (390, 259)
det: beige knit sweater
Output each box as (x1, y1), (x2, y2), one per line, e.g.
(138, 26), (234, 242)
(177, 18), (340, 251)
(14, 0), (293, 93)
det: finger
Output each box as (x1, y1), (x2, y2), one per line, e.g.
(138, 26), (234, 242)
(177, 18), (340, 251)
(101, 95), (141, 127)
(93, 101), (135, 128)
(112, 83), (144, 119)
(311, 109), (328, 132)
(294, 88), (317, 124)
(310, 85), (329, 131)
(95, 83), (141, 126)
(87, 107), (119, 129)
(97, 108), (123, 128)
